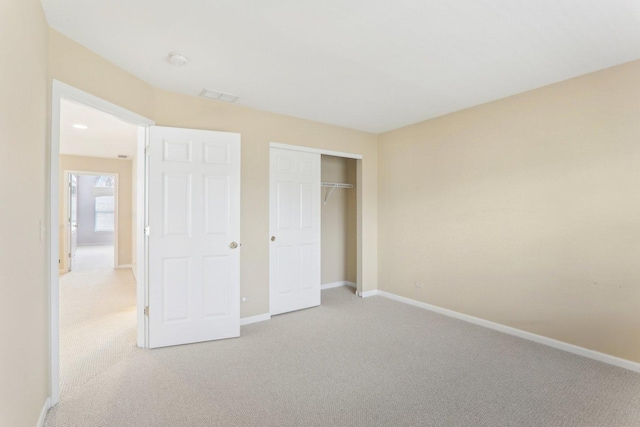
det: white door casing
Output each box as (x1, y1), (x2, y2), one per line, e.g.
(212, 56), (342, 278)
(269, 148), (321, 315)
(148, 126), (241, 348)
(68, 174), (78, 271)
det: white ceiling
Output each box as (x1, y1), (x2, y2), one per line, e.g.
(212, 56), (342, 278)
(60, 100), (138, 159)
(43, 0), (640, 133)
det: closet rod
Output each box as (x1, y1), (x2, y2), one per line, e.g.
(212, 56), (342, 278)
(321, 182), (354, 205)
(321, 182), (353, 188)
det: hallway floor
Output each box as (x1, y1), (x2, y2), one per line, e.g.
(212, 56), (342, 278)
(57, 254), (136, 399)
(71, 245), (115, 270)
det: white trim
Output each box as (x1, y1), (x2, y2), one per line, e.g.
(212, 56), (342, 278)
(269, 142), (363, 160)
(36, 398), (51, 427)
(135, 126), (147, 348)
(321, 281), (357, 290)
(240, 313), (271, 326)
(357, 290), (378, 298)
(50, 82), (62, 406)
(376, 290), (640, 373)
(117, 264), (133, 269)
(49, 80), (154, 406)
(53, 81), (154, 127)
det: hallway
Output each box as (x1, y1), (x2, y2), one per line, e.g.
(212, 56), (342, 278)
(58, 257), (136, 399)
(71, 245), (115, 271)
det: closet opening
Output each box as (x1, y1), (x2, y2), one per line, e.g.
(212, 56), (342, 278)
(320, 155), (357, 293)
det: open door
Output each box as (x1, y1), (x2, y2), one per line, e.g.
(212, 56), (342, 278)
(147, 126), (241, 348)
(269, 148), (321, 315)
(68, 173), (78, 271)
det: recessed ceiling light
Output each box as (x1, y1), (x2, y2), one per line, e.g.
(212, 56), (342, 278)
(199, 88), (239, 103)
(72, 124), (88, 130)
(168, 52), (189, 66)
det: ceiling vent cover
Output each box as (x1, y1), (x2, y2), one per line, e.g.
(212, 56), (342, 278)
(199, 89), (239, 103)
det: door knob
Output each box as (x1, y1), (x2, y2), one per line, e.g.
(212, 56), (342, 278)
(271, 236), (276, 242)
(230, 242), (238, 249)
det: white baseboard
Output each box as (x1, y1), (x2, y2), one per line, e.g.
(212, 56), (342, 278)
(117, 264), (132, 269)
(37, 397), (51, 427)
(240, 313), (271, 326)
(321, 281), (356, 290)
(376, 290), (640, 373)
(357, 290), (378, 298)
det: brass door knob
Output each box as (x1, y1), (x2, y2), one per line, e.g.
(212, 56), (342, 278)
(230, 242), (238, 249)
(271, 236), (276, 242)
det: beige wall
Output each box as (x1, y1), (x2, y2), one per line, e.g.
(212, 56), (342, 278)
(321, 156), (357, 284)
(378, 59), (640, 363)
(0, 0), (50, 425)
(49, 30), (155, 121)
(153, 90), (378, 316)
(49, 30), (378, 318)
(59, 155), (134, 270)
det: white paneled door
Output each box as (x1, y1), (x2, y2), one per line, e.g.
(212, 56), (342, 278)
(148, 126), (241, 348)
(269, 148), (321, 315)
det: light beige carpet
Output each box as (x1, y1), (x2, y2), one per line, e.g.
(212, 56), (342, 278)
(71, 245), (115, 271)
(58, 263), (137, 399)
(46, 286), (640, 426)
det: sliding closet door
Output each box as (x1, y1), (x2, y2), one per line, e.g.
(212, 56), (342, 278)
(269, 148), (321, 315)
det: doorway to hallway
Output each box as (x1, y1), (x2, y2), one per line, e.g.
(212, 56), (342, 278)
(54, 93), (144, 402)
(58, 262), (136, 398)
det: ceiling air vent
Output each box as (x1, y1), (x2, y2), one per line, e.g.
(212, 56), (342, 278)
(199, 89), (239, 103)
(117, 155), (128, 159)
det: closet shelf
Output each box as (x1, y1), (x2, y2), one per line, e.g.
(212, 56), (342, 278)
(321, 182), (354, 205)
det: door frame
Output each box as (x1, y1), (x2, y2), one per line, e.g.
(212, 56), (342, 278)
(49, 80), (154, 406)
(268, 142), (365, 309)
(63, 170), (119, 271)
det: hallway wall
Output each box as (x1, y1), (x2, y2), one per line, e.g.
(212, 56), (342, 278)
(0, 0), (50, 425)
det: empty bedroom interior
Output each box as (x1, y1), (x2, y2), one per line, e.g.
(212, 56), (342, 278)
(2, 0), (640, 426)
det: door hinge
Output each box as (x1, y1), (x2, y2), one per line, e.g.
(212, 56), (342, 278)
(144, 226), (150, 236)
(68, 252), (71, 258)
(144, 306), (149, 316)
(144, 146), (150, 156)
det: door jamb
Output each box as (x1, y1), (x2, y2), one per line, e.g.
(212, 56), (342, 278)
(268, 142), (365, 303)
(49, 80), (154, 406)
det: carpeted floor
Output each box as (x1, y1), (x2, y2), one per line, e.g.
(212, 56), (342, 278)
(71, 245), (115, 271)
(57, 250), (136, 399)
(45, 286), (640, 426)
